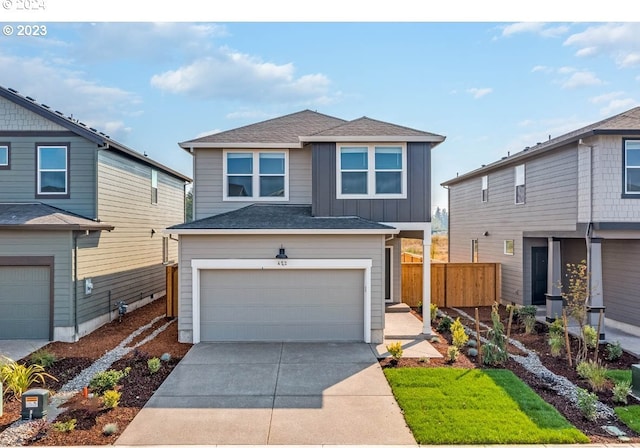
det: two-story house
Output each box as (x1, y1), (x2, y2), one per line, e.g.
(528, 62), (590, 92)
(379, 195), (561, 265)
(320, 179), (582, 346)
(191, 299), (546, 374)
(0, 86), (191, 342)
(442, 106), (640, 339)
(168, 110), (445, 344)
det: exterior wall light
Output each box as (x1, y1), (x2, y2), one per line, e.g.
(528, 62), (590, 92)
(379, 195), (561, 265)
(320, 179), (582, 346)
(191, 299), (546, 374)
(275, 246), (288, 259)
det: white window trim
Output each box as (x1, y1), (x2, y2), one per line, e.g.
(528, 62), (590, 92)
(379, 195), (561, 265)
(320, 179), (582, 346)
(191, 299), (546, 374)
(504, 239), (514, 256)
(37, 145), (68, 196)
(624, 140), (640, 195)
(222, 149), (289, 202)
(515, 164), (525, 205)
(481, 175), (488, 202)
(336, 143), (407, 199)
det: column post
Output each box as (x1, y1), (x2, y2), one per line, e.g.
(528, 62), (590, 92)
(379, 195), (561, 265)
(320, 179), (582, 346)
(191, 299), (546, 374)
(588, 238), (605, 340)
(422, 223), (432, 336)
(545, 237), (563, 322)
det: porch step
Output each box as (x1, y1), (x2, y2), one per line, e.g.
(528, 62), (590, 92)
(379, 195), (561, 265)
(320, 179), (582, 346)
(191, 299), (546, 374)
(385, 303), (411, 313)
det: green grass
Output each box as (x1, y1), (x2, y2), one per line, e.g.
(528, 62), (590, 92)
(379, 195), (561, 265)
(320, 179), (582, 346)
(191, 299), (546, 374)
(384, 367), (589, 444)
(615, 405), (640, 433)
(606, 369), (631, 383)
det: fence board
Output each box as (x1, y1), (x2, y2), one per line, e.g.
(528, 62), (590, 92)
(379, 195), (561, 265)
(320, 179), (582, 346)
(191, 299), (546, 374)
(165, 263), (179, 317)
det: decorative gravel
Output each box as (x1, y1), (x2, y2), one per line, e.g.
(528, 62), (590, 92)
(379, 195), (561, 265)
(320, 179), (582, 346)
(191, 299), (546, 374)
(0, 315), (172, 447)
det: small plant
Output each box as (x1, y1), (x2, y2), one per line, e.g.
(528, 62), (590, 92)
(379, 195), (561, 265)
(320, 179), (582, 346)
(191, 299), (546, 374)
(576, 360), (608, 392)
(583, 325), (598, 349)
(467, 347), (478, 357)
(606, 341), (623, 361)
(467, 339), (477, 348)
(450, 318), (469, 349)
(429, 336), (440, 344)
(548, 318), (564, 337)
(437, 315), (453, 333)
(160, 352), (171, 362)
(429, 303), (438, 322)
(89, 368), (129, 395)
(0, 356), (57, 398)
(147, 357), (161, 374)
(102, 423), (119, 436)
(576, 388), (598, 421)
(386, 341), (403, 361)
(548, 333), (565, 357)
(102, 389), (121, 409)
(418, 356), (430, 364)
(518, 305), (538, 335)
(612, 380), (632, 405)
(446, 346), (459, 363)
(29, 349), (57, 368)
(52, 419), (76, 432)
(482, 303), (509, 366)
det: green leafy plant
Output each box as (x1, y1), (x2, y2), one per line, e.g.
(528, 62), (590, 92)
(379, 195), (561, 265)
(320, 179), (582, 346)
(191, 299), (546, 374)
(429, 303), (438, 322)
(613, 380), (631, 405)
(518, 305), (538, 335)
(147, 357), (161, 374)
(437, 315), (453, 333)
(583, 325), (597, 349)
(102, 389), (121, 409)
(0, 356), (57, 398)
(576, 360), (608, 392)
(548, 318), (564, 337)
(606, 341), (623, 361)
(52, 419), (76, 432)
(576, 388), (597, 421)
(89, 368), (129, 395)
(450, 318), (469, 349)
(561, 261), (591, 364)
(418, 356), (430, 364)
(386, 341), (403, 361)
(29, 349), (57, 368)
(102, 423), (119, 436)
(446, 346), (459, 363)
(548, 334), (565, 358)
(482, 303), (509, 366)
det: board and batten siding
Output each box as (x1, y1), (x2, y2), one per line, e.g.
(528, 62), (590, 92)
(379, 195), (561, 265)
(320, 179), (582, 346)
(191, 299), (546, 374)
(311, 142), (432, 222)
(0, 230), (72, 327)
(193, 147), (312, 220)
(178, 234), (384, 343)
(602, 239), (640, 327)
(74, 150), (184, 330)
(0, 134), (97, 218)
(448, 145), (579, 305)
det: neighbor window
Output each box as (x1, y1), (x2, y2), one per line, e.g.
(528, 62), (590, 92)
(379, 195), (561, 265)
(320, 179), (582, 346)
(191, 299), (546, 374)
(224, 150), (288, 201)
(151, 169), (158, 204)
(337, 144), (406, 198)
(504, 240), (514, 255)
(624, 140), (640, 196)
(0, 144), (9, 170)
(481, 175), (488, 202)
(36, 144), (69, 197)
(471, 239), (478, 262)
(162, 236), (169, 263)
(515, 164), (525, 204)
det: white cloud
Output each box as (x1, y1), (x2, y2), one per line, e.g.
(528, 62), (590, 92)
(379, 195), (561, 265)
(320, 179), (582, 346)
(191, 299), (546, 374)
(150, 48), (334, 104)
(561, 71), (603, 89)
(564, 23), (640, 67)
(501, 22), (569, 38)
(557, 66), (576, 74)
(531, 65), (551, 73)
(466, 87), (493, 99)
(518, 119), (534, 127)
(589, 92), (637, 115)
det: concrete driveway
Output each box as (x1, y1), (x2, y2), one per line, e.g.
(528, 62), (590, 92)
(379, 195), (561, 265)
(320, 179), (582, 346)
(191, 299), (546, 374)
(116, 342), (416, 445)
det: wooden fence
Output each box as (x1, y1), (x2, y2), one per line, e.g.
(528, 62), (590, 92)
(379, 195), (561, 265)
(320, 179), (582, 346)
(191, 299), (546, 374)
(401, 262), (501, 308)
(165, 263), (179, 317)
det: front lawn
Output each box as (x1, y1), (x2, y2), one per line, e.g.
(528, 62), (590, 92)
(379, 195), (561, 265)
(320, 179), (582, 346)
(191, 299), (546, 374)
(615, 406), (640, 433)
(384, 367), (589, 444)
(607, 369), (632, 384)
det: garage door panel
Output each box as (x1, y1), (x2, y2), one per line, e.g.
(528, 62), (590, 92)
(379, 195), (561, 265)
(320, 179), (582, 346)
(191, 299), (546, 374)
(200, 269), (364, 342)
(0, 266), (51, 339)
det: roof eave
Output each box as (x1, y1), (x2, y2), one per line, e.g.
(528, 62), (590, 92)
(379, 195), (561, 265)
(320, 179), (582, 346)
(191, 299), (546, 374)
(164, 228), (399, 235)
(0, 224), (114, 231)
(299, 135), (445, 143)
(179, 142), (303, 150)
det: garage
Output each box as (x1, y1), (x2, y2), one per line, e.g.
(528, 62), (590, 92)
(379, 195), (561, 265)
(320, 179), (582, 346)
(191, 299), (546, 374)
(0, 265), (51, 339)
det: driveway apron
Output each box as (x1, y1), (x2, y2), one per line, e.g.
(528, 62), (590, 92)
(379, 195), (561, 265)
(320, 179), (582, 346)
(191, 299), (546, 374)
(116, 342), (415, 445)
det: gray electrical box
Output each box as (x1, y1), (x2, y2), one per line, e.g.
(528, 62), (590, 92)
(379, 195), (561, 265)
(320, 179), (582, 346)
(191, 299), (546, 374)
(21, 388), (49, 419)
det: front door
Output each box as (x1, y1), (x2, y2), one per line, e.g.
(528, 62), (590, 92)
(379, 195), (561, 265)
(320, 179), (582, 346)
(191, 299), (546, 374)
(531, 247), (548, 305)
(385, 246), (393, 302)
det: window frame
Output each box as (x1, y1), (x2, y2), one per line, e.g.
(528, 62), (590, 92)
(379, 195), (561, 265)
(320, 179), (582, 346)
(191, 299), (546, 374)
(622, 139), (640, 198)
(514, 164), (525, 205)
(35, 143), (70, 199)
(481, 175), (488, 202)
(336, 143), (407, 199)
(151, 169), (158, 204)
(0, 143), (10, 170)
(162, 236), (169, 264)
(222, 149), (289, 202)
(471, 239), (478, 263)
(504, 239), (515, 256)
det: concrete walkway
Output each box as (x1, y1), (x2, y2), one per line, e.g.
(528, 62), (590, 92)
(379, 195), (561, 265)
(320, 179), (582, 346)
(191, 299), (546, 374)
(0, 340), (48, 361)
(372, 306), (442, 359)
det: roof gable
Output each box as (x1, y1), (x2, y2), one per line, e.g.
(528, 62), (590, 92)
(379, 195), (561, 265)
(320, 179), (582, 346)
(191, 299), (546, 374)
(304, 116), (445, 140)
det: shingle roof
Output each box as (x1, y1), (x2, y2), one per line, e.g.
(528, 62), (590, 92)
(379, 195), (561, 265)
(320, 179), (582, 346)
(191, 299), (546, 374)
(305, 116), (445, 139)
(442, 106), (640, 186)
(168, 204), (396, 232)
(0, 203), (114, 231)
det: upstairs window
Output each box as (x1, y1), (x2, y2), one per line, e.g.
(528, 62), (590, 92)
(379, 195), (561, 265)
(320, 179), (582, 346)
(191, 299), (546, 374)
(504, 239), (514, 255)
(36, 144), (69, 197)
(223, 150), (288, 201)
(471, 239), (478, 262)
(624, 140), (640, 196)
(151, 169), (158, 204)
(515, 164), (525, 204)
(481, 175), (488, 202)
(0, 144), (9, 170)
(337, 144), (406, 199)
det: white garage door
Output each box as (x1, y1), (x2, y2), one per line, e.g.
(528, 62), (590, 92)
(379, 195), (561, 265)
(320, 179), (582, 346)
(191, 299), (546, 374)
(200, 269), (364, 341)
(0, 266), (51, 339)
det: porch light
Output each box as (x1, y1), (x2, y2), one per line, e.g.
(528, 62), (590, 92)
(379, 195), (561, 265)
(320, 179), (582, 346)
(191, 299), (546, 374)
(275, 246), (288, 259)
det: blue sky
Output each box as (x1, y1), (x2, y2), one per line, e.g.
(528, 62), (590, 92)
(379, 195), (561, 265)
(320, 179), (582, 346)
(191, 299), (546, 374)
(2, 19), (640, 210)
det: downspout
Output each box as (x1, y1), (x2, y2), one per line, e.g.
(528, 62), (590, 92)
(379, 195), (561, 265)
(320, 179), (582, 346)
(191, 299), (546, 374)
(73, 232), (79, 341)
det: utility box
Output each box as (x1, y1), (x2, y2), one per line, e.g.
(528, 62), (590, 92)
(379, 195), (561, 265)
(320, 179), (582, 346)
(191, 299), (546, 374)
(21, 388), (49, 420)
(632, 364), (640, 397)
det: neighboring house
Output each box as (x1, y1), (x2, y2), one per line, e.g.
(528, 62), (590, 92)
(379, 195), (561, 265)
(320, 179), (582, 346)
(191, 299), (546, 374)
(442, 106), (640, 339)
(0, 86), (191, 342)
(168, 110), (445, 344)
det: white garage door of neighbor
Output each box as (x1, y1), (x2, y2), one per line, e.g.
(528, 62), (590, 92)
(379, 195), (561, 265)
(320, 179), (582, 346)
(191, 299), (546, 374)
(200, 269), (364, 342)
(0, 266), (51, 339)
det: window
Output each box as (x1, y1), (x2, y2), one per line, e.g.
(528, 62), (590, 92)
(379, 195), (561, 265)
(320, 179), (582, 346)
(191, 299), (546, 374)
(504, 239), (514, 255)
(624, 140), (640, 196)
(151, 169), (158, 204)
(223, 150), (288, 201)
(481, 175), (488, 202)
(337, 144), (406, 198)
(0, 143), (9, 170)
(471, 239), (478, 262)
(36, 144), (69, 197)
(515, 164), (525, 204)
(162, 236), (169, 264)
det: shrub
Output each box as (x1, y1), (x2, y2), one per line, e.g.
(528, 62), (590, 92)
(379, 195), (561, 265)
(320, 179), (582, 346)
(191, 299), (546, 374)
(29, 349), (57, 368)
(102, 389), (121, 409)
(482, 303), (509, 366)
(386, 342), (403, 361)
(52, 419), (76, 432)
(606, 341), (623, 361)
(446, 346), (459, 363)
(548, 333), (565, 357)
(467, 339), (477, 348)
(583, 325), (598, 349)
(576, 388), (598, 421)
(102, 423), (119, 436)
(612, 380), (631, 405)
(147, 357), (161, 374)
(429, 303), (438, 322)
(418, 356), (430, 364)
(450, 318), (469, 349)
(548, 318), (564, 337)
(160, 352), (171, 362)
(467, 347), (478, 357)
(437, 315), (453, 333)
(0, 356), (57, 398)
(89, 368), (129, 395)
(518, 305), (538, 335)
(576, 360), (608, 392)
(429, 336), (440, 344)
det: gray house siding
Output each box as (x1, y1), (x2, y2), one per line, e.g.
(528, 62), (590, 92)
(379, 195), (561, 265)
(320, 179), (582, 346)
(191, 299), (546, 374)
(177, 234), (384, 343)
(193, 147), (312, 220)
(602, 239), (640, 327)
(312, 142), (431, 222)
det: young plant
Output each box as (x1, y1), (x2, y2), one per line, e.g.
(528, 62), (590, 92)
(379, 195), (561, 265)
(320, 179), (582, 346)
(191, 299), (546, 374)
(548, 317), (564, 337)
(89, 368), (129, 395)
(102, 389), (121, 409)
(429, 303), (438, 322)
(437, 315), (453, 333)
(576, 360), (608, 392)
(606, 341), (623, 361)
(147, 357), (161, 374)
(561, 261), (591, 364)
(446, 346), (459, 363)
(52, 419), (76, 432)
(583, 325), (598, 349)
(576, 388), (598, 421)
(102, 423), (119, 436)
(518, 305), (538, 335)
(450, 318), (469, 349)
(548, 333), (565, 357)
(0, 356), (57, 398)
(613, 380), (632, 405)
(482, 303), (509, 366)
(160, 353), (171, 362)
(29, 349), (57, 368)
(386, 342), (403, 361)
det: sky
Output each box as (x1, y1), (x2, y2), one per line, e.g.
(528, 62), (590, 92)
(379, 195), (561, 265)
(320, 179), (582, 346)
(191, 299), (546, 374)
(2, 4), (640, 210)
